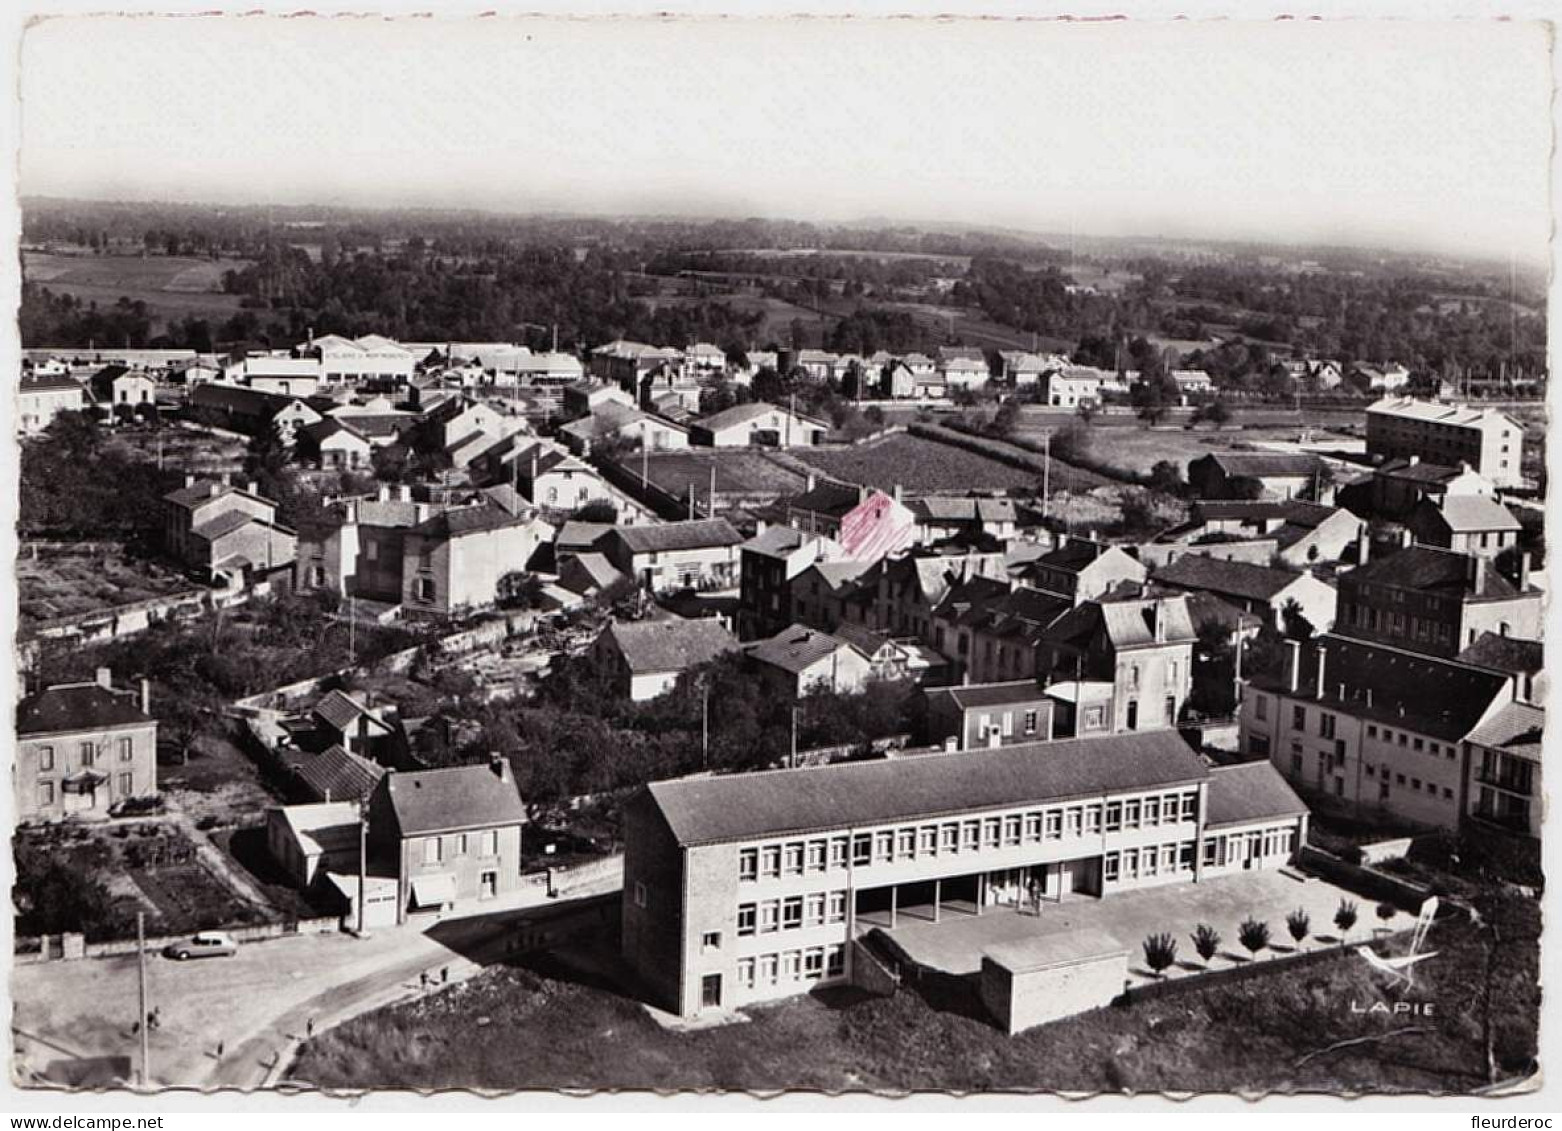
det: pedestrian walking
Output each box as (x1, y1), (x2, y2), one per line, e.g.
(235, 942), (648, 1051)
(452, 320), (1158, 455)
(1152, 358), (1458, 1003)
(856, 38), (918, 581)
(306, 1019), (314, 1039)
(216, 1040), (224, 1059)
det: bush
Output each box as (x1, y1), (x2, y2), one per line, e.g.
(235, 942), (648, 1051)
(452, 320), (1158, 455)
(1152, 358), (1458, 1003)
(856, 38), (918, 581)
(1142, 932), (1177, 977)
(1191, 923), (1221, 963)
(1286, 909), (1311, 946)
(1376, 901), (1397, 925)
(1238, 917), (1270, 958)
(1334, 899), (1359, 940)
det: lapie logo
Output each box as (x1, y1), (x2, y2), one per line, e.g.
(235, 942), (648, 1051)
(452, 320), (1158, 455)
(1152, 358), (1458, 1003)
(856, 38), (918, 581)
(1353, 895), (1440, 991)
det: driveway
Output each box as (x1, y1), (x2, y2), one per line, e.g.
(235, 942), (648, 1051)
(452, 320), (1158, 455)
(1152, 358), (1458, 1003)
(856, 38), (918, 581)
(13, 880), (620, 1091)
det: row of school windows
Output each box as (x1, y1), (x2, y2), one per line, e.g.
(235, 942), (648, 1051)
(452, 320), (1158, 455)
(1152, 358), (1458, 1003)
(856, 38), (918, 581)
(735, 944), (847, 990)
(1341, 603), (1458, 645)
(736, 891), (850, 937)
(421, 830), (501, 865)
(736, 791), (1200, 881)
(1203, 827), (1297, 867)
(1103, 840), (1196, 883)
(34, 739), (137, 771)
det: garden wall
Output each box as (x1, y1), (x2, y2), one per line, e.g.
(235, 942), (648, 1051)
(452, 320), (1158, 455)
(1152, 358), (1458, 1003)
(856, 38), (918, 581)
(18, 915), (341, 963)
(1298, 845), (1436, 912)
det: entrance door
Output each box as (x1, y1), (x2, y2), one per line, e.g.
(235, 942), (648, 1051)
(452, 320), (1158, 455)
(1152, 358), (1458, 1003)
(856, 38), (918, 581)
(701, 974), (722, 1009)
(479, 871), (498, 900)
(1244, 834), (1260, 870)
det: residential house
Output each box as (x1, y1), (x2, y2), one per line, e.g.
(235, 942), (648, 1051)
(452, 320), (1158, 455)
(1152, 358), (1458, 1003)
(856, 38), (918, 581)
(557, 552), (632, 604)
(788, 560), (876, 633)
(685, 342), (728, 378)
(1170, 370), (1214, 399)
(690, 402), (830, 448)
(911, 367), (946, 399)
(1369, 457), (1495, 520)
(1043, 366), (1106, 408)
(1157, 500), (1364, 569)
(366, 760), (527, 924)
(738, 525), (845, 639)
(559, 401), (691, 457)
(939, 351), (990, 392)
(282, 743), (386, 806)
(310, 689), (401, 763)
(866, 549), (1012, 641)
(17, 372), (87, 435)
(163, 475), (297, 583)
(1355, 363), (1413, 393)
(1035, 596), (1196, 735)
(879, 361), (915, 399)
(785, 478), (917, 564)
(265, 802), (362, 889)
(188, 381), (324, 443)
(791, 350), (838, 382)
(1365, 398), (1526, 488)
(399, 488), (554, 618)
(1406, 496), (1522, 559)
(1187, 452), (1327, 502)
(926, 682), (1055, 750)
(562, 381), (635, 419)
(1021, 538), (1147, 605)
(603, 518), (745, 593)
(592, 617), (742, 701)
(504, 442), (618, 517)
(829, 623), (938, 684)
(620, 730), (1307, 1019)
(1334, 545), (1541, 657)
(1150, 555), (1337, 633)
(301, 418), (375, 470)
(930, 579), (1071, 685)
(16, 668), (157, 824)
(1457, 633), (1545, 844)
(89, 365), (158, 416)
(905, 497), (1020, 546)
(225, 355), (323, 397)
(745, 624), (874, 697)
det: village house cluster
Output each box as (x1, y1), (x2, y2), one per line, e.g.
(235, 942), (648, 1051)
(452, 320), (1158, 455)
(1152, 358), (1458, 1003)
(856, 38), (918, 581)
(13, 328), (1544, 1038)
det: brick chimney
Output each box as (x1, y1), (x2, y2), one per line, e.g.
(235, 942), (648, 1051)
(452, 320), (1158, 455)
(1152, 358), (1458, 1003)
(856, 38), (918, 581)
(1286, 639), (1301, 693)
(140, 678), (151, 714)
(1315, 643), (1327, 700)
(1355, 525), (1369, 565)
(489, 752), (511, 783)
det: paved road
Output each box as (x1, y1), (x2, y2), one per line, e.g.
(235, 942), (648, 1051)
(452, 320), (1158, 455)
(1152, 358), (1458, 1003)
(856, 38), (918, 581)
(13, 885), (619, 1091)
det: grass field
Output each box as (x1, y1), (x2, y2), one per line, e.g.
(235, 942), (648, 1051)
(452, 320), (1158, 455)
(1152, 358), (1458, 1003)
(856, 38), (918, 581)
(289, 888), (1537, 1094)
(635, 449), (809, 499)
(106, 425), (249, 478)
(23, 251), (250, 325)
(17, 548), (195, 626)
(792, 434), (1044, 494)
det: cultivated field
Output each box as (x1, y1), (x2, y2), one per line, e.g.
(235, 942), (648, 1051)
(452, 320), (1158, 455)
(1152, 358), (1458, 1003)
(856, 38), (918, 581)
(634, 449), (808, 500)
(17, 547), (195, 627)
(792, 434), (1043, 494)
(106, 424), (249, 479)
(23, 251), (251, 325)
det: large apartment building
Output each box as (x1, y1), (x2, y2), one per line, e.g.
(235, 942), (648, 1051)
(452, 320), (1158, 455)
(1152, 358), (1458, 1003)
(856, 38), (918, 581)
(621, 730), (1307, 1019)
(1365, 397), (1526, 488)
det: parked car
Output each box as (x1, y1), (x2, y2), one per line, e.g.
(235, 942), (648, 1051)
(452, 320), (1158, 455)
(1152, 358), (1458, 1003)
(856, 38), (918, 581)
(162, 931), (238, 961)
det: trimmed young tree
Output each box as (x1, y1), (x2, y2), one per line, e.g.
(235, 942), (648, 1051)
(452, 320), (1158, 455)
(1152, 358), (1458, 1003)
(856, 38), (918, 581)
(1143, 932), (1177, 979)
(1376, 901), (1397, 933)
(1334, 899), (1359, 943)
(1286, 909), (1311, 950)
(1238, 917), (1271, 961)
(1191, 923), (1221, 967)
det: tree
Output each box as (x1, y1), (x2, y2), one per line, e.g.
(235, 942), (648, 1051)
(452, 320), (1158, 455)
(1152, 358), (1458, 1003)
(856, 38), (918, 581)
(1224, 475), (1266, 501)
(1286, 908), (1311, 950)
(1076, 401), (1099, 426)
(1376, 902), (1397, 933)
(1280, 598), (1315, 641)
(989, 398), (1021, 438)
(1334, 899), (1359, 942)
(497, 571), (546, 611)
(1147, 459), (1184, 496)
(1191, 923), (1221, 966)
(1238, 917), (1271, 960)
(1142, 932), (1177, 978)
(572, 500), (618, 524)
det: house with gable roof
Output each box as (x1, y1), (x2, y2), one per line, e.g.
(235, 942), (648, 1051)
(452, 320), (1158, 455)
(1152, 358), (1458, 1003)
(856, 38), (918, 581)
(592, 616), (742, 701)
(16, 668), (157, 823)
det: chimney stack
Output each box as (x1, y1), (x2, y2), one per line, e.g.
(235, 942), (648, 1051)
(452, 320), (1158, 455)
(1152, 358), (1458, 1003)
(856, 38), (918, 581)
(806, 471), (817, 493)
(220, 471), (231, 486)
(489, 752), (510, 783)
(1315, 643), (1327, 700)
(1286, 639), (1302, 693)
(1355, 525), (1369, 565)
(184, 473), (195, 489)
(140, 677), (151, 714)
(1468, 554), (1486, 593)
(96, 667), (113, 689)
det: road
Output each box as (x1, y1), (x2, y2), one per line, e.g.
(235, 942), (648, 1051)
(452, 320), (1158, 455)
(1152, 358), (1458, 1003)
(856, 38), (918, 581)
(13, 884), (620, 1091)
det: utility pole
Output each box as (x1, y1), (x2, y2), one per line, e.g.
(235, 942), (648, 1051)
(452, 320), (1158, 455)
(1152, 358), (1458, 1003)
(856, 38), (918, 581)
(1042, 431), (1051, 520)
(136, 912), (150, 1088)
(701, 681), (711, 770)
(356, 799), (369, 936)
(348, 596), (357, 664)
(688, 481), (696, 520)
(790, 706), (799, 769)
(708, 463), (717, 519)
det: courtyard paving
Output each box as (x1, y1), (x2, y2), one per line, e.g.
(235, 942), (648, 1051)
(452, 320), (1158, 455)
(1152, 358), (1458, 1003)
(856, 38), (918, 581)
(878, 869), (1414, 984)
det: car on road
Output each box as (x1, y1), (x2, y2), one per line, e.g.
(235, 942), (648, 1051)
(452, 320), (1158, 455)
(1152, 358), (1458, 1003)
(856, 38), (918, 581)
(162, 931), (239, 961)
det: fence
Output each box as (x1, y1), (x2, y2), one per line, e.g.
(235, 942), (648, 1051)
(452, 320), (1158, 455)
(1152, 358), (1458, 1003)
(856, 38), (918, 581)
(18, 915), (341, 964)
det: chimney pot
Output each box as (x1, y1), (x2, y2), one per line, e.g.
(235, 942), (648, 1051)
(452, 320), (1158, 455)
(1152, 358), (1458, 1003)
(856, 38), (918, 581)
(184, 473), (195, 489)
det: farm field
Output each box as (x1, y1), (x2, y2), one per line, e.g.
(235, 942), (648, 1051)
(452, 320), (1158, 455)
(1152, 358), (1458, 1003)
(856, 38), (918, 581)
(1010, 422), (1351, 480)
(23, 251), (250, 326)
(105, 424), (250, 479)
(17, 547), (196, 627)
(633, 448), (809, 500)
(792, 433), (1046, 494)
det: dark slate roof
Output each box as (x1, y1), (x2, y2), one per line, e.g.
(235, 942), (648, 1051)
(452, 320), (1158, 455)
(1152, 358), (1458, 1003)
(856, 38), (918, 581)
(1204, 762), (1309, 828)
(788, 480), (865, 519)
(20, 373), (85, 393)
(696, 402), (827, 432)
(412, 499), (533, 539)
(1377, 458), (1473, 485)
(746, 624), (863, 674)
(926, 680), (1047, 711)
(1183, 590), (1263, 635)
(1035, 538), (1118, 571)
(1457, 632), (1545, 676)
(289, 743), (386, 803)
(380, 764), (527, 836)
(191, 510), (261, 541)
(605, 617), (740, 674)
(1342, 545), (1521, 599)
(1151, 555), (1312, 603)
(1197, 452), (1324, 478)
(611, 518), (742, 554)
(17, 681), (152, 736)
(312, 690), (380, 733)
(830, 621), (893, 657)
(1249, 634), (1511, 742)
(742, 525), (817, 559)
(906, 497), (1019, 524)
(647, 730), (1210, 845)
(556, 521), (616, 551)
(1195, 500), (1337, 527)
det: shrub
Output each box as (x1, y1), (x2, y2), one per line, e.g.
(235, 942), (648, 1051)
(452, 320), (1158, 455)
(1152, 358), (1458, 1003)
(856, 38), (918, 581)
(1376, 901), (1397, 926)
(1142, 932), (1177, 977)
(1238, 917), (1271, 958)
(1334, 899), (1358, 940)
(1191, 923), (1221, 964)
(1286, 909), (1311, 946)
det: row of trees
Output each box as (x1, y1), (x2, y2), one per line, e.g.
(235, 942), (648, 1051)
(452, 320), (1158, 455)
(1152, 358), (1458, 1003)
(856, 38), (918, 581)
(1139, 900), (1386, 977)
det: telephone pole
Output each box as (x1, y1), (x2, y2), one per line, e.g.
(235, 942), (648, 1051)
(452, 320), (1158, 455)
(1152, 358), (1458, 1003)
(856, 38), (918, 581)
(701, 682), (711, 770)
(1042, 431), (1051, 520)
(356, 800), (369, 936)
(136, 912), (150, 1088)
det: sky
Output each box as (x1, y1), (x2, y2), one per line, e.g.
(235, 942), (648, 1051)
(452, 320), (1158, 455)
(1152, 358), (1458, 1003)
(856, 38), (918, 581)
(16, 15), (1555, 263)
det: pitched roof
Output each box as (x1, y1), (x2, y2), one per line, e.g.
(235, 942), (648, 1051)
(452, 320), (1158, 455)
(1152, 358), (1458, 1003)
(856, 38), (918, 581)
(1343, 545), (1522, 599)
(380, 764), (527, 836)
(312, 689), (385, 734)
(1456, 632), (1545, 676)
(17, 681), (153, 736)
(289, 744), (386, 803)
(1377, 458), (1476, 486)
(1422, 495), (1521, 533)
(1197, 452), (1324, 479)
(413, 499), (538, 540)
(191, 510), (265, 541)
(1194, 500), (1338, 527)
(559, 552), (629, 596)
(1250, 634), (1510, 741)
(1035, 538), (1122, 572)
(20, 373), (85, 394)
(1464, 701), (1544, 759)
(746, 624), (865, 674)
(604, 617), (739, 674)
(647, 729), (1210, 845)
(1204, 762), (1309, 828)
(926, 680), (1048, 712)
(1151, 555), (1313, 603)
(556, 521), (616, 551)
(1182, 590), (1264, 636)
(907, 496), (1019, 524)
(788, 479), (865, 519)
(697, 402), (826, 432)
(742, 525), (818, 559)
(829, 621), (894, 657)
(611, 518), (742, 554)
